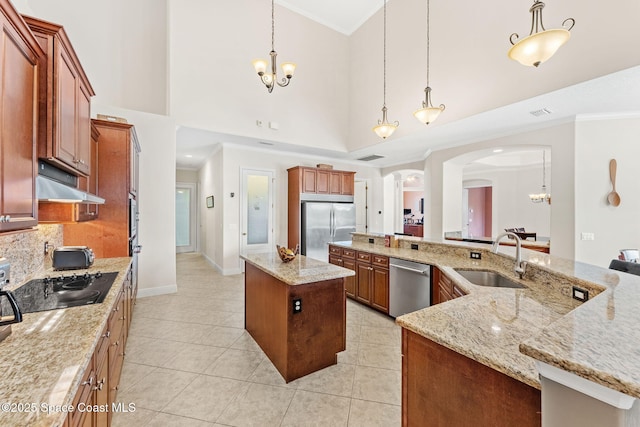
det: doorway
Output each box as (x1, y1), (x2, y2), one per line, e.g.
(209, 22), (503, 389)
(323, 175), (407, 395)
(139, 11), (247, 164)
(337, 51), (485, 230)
(176, 182), (197, 253)
(462, 186), (492, 237)
(240, 168), (275, 255)
(354, 180), (368, 233)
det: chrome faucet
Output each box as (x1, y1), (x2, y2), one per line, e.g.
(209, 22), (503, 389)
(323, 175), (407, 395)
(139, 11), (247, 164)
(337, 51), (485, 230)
(492, 232), (527, 279)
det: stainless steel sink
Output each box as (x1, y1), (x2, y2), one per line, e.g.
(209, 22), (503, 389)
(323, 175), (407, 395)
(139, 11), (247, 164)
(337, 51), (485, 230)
(454, 269), (527, 289)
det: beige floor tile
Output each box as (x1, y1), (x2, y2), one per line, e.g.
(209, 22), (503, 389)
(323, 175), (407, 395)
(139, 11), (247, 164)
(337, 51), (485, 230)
(337, 340), (360, 365)
(118, 361), (157, 392)
(247, 358), (298, 388)
(205, 348), (264, 380)
(293, 363), (356, 397)
(230, 330), (263, 352)
(217, 382), (295, 426)
(360, 325), (401, 346)
(356, 342), (402, 371)
(352, 366), (401, 405)
(346, 323), (362, 342)
(147, 412), (216, 426)
(199, 325), (245, 347)
(111, 406), (158, 427)
(281, 390), (351, 427)
(347, 399), (401, 427)
(162, 343), (226, 373)
(117, 367), (198, 411)
(162, 374), (246, 422)
(361, 309), (397, 328)
(125, 337), (189, 368)
(218, 311), (244, 328)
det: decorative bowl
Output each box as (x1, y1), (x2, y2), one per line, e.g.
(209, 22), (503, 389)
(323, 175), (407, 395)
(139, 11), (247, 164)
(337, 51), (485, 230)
(276, 244), (299, 263)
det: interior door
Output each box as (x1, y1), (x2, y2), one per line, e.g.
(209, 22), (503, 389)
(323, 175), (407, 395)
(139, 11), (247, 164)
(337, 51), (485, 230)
(176, 182), (197, 253)
(241, 169), (274, 255)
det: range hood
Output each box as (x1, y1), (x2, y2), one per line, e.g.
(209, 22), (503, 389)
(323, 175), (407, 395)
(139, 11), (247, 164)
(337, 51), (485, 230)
(36, 162), (105, 204)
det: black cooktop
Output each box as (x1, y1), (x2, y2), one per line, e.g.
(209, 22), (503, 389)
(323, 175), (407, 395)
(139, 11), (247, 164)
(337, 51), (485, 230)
(10, 272), (119, 314)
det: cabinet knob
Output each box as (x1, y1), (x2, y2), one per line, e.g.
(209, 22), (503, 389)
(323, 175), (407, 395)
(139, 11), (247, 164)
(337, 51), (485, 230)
(93, 378), (105, 391)
(81, 376), (94, 387)
(103, 331), (111, 338)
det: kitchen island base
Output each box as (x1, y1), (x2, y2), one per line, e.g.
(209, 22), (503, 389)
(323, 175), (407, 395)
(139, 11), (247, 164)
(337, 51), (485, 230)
(402, 329), (541, 427)
(245, 262), (346, 383)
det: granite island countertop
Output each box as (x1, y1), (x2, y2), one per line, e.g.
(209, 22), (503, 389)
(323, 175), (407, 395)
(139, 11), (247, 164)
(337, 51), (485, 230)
(240, 252), (354, 285)
(333, 233), (640, 399)
(0, 257), (132, 427)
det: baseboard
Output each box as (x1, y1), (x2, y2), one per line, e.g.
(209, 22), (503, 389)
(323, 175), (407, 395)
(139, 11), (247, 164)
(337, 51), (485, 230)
(201, 253), (243, 276)
(137, 284), (178, 298)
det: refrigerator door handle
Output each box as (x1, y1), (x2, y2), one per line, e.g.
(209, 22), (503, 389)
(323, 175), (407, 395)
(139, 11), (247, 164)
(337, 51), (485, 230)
(330, 208), (335, 238)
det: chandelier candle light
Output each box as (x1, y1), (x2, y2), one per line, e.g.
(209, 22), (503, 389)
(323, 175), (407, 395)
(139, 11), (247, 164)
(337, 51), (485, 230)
(529, 150), (551, 204)
(508, 0), (575, 67)
(414, 0), (445, 125)
(373, 0), (398, 139)
(252, 0), (296, 92)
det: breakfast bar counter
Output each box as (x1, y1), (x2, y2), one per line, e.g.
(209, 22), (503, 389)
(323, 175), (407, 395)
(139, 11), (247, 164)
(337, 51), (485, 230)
(240, 252), (354, 382)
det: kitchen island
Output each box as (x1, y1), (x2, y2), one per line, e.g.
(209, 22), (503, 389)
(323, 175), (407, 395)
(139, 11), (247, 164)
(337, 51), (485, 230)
(0, 257), (133, 427)
(332, 233), (640, 426)
(241, 252), (354, 383)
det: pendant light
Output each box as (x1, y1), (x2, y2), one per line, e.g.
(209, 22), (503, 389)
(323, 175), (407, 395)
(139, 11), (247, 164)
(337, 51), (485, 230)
(373, 0), (398, 139)
(414, 0), (445, 125)
(508, 1), (575, 67)
(529, 150), (551, 204)
(252, 0), (296, 92)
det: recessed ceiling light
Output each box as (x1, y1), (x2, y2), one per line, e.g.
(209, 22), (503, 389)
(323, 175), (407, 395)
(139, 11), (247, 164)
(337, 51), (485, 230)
(493, 149), (503, 153)
(185, 154), (193, 158)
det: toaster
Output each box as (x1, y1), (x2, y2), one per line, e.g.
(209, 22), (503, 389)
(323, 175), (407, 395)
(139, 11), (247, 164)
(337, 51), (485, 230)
(52, 246), (95, 270)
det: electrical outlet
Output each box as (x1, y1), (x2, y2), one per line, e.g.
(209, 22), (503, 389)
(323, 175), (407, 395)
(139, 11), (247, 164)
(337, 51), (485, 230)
(581, 232), (595, 241)
(572, 286), (589, 302)
(292, 298), (302, 314)
(411, 244), (419, 250)
(368, 238), (375, 244)
(470, 251), (482, 260)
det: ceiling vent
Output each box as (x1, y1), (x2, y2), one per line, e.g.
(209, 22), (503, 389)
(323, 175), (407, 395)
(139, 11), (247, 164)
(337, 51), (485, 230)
(529, 107), (553, 117)
(258, 141), (274, 146)
(357, 154), (385, 162)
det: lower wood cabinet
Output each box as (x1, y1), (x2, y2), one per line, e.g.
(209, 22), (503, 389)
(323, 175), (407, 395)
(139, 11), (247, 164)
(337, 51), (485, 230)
(329, 245), (389, 314)
(67, 266), (135, 427)
(433, 267), (467, 305)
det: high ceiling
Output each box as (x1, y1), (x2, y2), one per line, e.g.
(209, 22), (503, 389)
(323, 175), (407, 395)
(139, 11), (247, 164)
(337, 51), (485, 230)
(175, 2), (640, 170)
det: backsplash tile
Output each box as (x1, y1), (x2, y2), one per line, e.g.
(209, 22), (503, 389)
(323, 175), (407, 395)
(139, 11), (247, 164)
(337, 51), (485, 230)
(0, 224), (63, 287)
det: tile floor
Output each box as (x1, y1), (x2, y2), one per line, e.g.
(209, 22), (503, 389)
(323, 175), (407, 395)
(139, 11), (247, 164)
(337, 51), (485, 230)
(112, 253), (402, 426)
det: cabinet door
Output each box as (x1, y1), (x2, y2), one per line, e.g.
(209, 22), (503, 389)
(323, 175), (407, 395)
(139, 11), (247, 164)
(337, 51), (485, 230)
(129, 128), (140, 197)
(329, 171), (342, 194)
(355, 261), (372, 304)
(316, 169), (330, 194)
(0, 13), (39, 232)
(343, 259), (356, 298)
(302, 168), (316, 193)
(55, 42), (79, 170)
(341, 172), (355, 195)
(371, 267), (389, 313)
(74, 82), (91, 175)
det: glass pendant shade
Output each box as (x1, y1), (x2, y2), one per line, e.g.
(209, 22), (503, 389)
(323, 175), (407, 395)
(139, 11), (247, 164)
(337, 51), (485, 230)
(252, 59), (268, 75)
(508, 29), (571, 67)
(373, 122), (398, 139)
(414, 105), (444, 125)
(281, 62), (296, 78)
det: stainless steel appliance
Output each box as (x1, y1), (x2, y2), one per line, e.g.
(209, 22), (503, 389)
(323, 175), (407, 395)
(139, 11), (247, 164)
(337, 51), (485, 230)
(12, 271), (118, 313)
(0, 258), (23, 343)
(52, 246), (95, 270)
(301, 200), (356, 262)
(389, 258), (431, 317)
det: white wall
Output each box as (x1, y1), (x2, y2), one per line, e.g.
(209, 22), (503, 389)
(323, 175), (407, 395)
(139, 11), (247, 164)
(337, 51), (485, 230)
(24, 0), (168, 115)
(93, 104), (177, 296)
(574, 116), (640, 267)
(168, 0), (349, 152)
(176, 169), (198, 183)
(197, 146), (384, 274)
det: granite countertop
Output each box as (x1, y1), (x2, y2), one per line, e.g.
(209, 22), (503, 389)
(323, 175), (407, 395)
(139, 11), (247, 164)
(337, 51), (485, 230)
(241, 252), (354, 285)
(334, 234), (640, 399)
(0, 257), (132, 427)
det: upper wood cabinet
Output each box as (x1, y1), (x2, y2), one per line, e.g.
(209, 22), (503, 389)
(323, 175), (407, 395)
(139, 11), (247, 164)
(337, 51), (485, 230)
(23, 15), (95, 177)
(289, 166), (355, 196)
(0, 1), (44, 233)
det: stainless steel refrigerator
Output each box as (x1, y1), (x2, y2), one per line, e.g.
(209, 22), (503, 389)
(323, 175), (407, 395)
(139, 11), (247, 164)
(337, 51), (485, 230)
(301, 201), (356, 262)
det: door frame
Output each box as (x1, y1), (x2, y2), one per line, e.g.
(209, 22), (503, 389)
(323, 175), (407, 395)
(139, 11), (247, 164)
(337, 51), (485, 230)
(240, 168), (276, 257)
(176, 181), (198, 253)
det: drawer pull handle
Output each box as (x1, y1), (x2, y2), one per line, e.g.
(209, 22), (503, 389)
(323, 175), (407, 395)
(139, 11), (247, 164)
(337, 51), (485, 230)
(81, 376), (94, 387)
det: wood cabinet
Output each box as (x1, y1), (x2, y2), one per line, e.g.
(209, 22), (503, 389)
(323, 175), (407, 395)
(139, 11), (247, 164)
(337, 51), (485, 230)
(353, 250), (389, 314)
(402, 328), (541, 426)
(288, 166), (356, 249)
(0, 0), (44, 233)
(432, 267), (467, 305)
(403, 224), (423, 237)
(63, 119), (140, 258)
(328, 245), (357, 298)
(23, 16), (95, 177)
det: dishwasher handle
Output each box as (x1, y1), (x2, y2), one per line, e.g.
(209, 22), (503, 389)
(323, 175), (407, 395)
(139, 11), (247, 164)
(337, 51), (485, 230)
(390, 263), (430, 275)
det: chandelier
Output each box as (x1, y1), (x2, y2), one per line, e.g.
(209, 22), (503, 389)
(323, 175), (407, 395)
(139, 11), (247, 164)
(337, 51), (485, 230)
(529, 150), (551, 204)
(414, 0), (445, 125)
(252, 0), (296, 92)
(508, 1), (575, 67)
(373, 0), (398, 139)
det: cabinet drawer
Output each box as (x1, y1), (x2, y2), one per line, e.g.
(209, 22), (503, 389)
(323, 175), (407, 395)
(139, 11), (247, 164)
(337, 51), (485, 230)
(356, 251), (371, 263)
(439, 273), (453, 295)
(329, 245), (342, 256)
(342, 249), (356, 259)
(372, 255), (389, 268)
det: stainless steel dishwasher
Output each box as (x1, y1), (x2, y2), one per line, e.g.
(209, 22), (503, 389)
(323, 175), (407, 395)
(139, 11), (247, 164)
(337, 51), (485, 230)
(389, 258), (431, 318)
